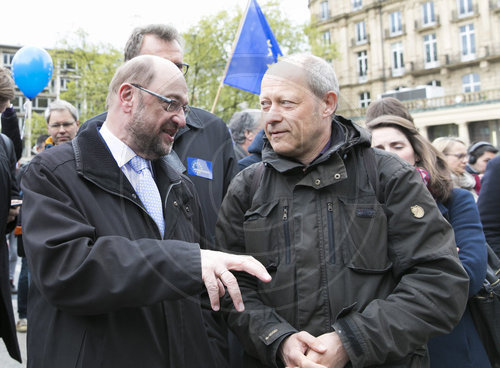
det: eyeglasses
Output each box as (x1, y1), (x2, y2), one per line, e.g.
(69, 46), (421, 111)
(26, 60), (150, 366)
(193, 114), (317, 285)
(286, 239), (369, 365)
(445, 153), (467, 160)
(130, 83), (190, 115)
(175, 62), (189, 76)
(48, 121), (76, 129)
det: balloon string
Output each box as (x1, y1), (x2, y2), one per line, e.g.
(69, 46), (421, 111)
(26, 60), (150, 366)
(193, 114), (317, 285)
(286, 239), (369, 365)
(22, 99), (32, 140)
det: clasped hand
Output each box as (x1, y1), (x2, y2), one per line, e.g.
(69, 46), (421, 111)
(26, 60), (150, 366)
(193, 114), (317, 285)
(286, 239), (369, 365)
(280, 331), (349, 368)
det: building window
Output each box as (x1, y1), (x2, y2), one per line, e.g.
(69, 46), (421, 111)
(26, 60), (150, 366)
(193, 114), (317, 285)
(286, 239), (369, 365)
(352, 0), (362, 11)
(422, 1), (435, 26)
(391, 42), (405, 76)
(359, 91), (371, 107)
(357, 51), (368, 81)
(63, 60), (76, 71)
(427, 79), (441, 87)
(322, 31), (331, 45)
(60, 78), (71, 91)
(35, 97), (49, 108)
(458, 0), (473, 17)
(424, 33), (438, 68)
(428, 124), (459, 142)
(390, 11), (402, 35)
(460, 24), (476, 61)
(320, 0), (329, 20)
(2, 53), (15, 67)
(356, 21), (367, 43)
(462, 73), (480, 92)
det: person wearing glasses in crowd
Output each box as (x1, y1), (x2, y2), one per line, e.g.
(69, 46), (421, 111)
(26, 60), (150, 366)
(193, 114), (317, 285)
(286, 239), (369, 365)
(432, 137), (478, 200)
(21, 55), (270, 368)
(84, 24), (237, 250)
(44, 100), (80, 148)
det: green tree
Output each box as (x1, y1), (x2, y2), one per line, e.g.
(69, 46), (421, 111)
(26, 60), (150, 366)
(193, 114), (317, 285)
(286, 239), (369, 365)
(49, 30), (122, 122)
(182, 0), (310, 122)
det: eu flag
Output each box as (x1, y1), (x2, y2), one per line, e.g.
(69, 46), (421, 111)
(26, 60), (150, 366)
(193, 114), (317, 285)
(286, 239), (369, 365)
(223, 0), (283, 95)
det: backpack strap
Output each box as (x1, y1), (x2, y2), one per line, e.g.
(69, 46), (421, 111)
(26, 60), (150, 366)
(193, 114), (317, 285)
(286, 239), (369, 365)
(249, 162), (265, 205)
(362, 147), (384, 204)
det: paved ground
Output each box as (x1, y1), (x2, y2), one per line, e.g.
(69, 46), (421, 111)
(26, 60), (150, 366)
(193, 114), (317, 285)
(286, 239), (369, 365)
(0, 263), (27, 367)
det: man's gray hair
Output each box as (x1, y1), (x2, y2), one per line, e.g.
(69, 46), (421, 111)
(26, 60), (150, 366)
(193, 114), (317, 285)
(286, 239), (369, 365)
(44, 100), (79, 123)
(268, 54), (339, 99)
(124, 24), (184, 62)
(228, 109), (261, 144)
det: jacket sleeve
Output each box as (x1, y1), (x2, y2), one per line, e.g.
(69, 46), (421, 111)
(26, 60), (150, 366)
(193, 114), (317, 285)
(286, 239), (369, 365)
(216, 167), (297, 367)
(447, 188), (487, 296)
(333, 152), (470, 367)
(21, 156), (204, 316)
(477, 156), (500, 257)
(1, 108), (22, 161)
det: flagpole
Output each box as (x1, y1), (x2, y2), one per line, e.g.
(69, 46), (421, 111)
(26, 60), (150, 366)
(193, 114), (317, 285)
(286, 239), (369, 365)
(210, 0), (252, 114)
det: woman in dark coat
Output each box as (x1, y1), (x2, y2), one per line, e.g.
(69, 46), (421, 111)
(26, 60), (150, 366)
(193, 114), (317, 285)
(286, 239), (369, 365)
(367, 115), (490, 368)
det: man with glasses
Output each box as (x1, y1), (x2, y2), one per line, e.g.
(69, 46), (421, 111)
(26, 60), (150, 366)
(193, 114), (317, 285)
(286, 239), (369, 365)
(21, 55), (270, 368)
(85, 24), (237, 250)
(45, 99), (80, 148)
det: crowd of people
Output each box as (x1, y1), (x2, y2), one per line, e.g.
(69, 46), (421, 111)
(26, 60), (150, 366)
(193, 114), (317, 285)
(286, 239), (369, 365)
(0, 23), (499, 368)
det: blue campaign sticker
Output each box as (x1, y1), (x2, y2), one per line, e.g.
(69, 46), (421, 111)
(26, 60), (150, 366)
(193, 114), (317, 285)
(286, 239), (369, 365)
(187, 157), (213, 180)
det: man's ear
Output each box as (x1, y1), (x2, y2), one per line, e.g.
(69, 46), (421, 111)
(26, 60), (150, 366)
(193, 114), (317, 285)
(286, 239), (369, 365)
(322, 91), (338, 117)
(118, 83), (135, 113)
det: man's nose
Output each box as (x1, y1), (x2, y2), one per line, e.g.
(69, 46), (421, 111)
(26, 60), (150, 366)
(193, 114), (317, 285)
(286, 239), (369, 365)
(172, 111), (187, 129)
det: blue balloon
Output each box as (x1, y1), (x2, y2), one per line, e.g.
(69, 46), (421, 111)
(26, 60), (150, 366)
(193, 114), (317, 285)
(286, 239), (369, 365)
(11, 46), (53, 100)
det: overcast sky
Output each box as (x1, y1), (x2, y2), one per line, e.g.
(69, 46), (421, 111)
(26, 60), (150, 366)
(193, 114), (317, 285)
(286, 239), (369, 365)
(0, 0), (310, 50)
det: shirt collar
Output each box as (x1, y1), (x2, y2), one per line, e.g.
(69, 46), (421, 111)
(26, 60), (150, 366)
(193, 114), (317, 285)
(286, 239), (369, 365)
(99, 121), (137, 168)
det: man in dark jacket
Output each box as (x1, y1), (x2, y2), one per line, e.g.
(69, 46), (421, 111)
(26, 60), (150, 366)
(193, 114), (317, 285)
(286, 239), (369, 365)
(478, 155), (500, 257)
(84, 24), (237, 248)
(216, 54), (469, 367)
(21, 55), (270, 368)
(0, 66), (21, 363)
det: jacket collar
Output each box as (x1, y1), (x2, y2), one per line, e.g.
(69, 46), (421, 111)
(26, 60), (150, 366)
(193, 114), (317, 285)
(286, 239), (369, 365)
(176, 106), (204, 138)
(73, 120), (183, 197)
(262, 115), (371, 173)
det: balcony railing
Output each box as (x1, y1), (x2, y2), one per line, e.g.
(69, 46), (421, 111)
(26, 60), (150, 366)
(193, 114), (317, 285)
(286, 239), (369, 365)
(337, 89), (500, 120)
(451, 3), (479, 21)
(414, 15), (441, 31)
(351, 34), (370, 47)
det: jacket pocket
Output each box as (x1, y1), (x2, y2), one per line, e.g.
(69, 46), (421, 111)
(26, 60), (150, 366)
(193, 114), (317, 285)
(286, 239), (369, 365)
(243, 199), (284, 265)
(243, 200), (296, 323)
(337, 198), (392, 272)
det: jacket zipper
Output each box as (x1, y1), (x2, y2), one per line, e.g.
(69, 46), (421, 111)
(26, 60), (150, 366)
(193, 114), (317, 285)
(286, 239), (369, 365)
(327, 202), (335, 264)
(283, 206), (291, 264)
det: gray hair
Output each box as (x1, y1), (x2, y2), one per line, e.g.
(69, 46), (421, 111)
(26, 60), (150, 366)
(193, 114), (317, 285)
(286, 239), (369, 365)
(44, 100), (79, 123)
(106, 55), (158, 108)
(124, 24), (184, 62)
(267, 53), (339, 99)
(228, 109), (261, 144)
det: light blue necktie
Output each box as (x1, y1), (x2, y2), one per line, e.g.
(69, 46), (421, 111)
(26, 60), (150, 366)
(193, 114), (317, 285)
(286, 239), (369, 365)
(129, 156), (165, 236)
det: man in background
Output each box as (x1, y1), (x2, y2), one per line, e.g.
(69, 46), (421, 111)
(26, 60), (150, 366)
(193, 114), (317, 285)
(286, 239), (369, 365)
(466, 141), (498, 194)
(44, 100), (80, 148)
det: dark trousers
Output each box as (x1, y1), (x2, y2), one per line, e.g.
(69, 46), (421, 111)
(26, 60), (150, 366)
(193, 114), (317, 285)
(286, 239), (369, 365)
(17, 257), (29, 319)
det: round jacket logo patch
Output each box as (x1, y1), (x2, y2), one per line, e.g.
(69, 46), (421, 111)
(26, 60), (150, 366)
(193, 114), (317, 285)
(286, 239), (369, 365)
(410, 205), (425, 218)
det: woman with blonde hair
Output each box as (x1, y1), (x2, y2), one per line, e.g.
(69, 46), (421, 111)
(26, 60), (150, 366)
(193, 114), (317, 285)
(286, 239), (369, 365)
(366, 115), (490, 368)
(432, 137), (478, 200)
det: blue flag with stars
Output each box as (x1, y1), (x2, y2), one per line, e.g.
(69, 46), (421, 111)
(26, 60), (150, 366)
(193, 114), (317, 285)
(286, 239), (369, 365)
(223, 0), (283, 95)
